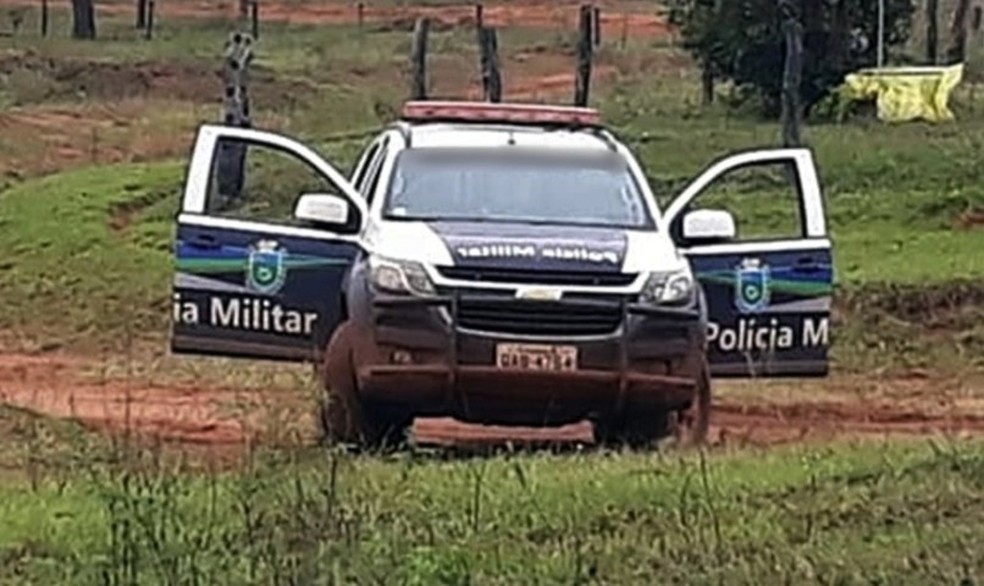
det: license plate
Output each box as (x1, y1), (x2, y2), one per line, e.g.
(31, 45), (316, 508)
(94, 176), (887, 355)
(495, 343), (578, 372)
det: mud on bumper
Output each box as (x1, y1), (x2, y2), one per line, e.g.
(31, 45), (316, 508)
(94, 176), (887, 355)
(354, 292), (705, 426)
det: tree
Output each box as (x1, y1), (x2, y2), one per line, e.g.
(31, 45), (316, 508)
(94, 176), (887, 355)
(72, 0), (96, 39)
(668, 0), (915, 118)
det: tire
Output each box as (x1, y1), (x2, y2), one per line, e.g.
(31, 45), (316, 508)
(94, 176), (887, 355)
(594, 356), (712, 450)
(594, 411), (673, 450)
(668, 357), (712, 448)
(318, 321), (411, 450)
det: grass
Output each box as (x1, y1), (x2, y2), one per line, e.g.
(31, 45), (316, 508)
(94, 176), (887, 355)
(0, 428), (981, 584)
(0, 162), (180, 348)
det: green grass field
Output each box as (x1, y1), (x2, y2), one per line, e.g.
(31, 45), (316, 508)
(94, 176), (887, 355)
(1, 403), (981, 585)
(1, 6), (983, 584)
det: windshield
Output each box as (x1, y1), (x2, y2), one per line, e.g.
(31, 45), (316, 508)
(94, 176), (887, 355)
(383, 148), (653, 229)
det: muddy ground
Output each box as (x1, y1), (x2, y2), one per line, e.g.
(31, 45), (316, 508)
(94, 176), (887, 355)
(2, 350), (982, 460)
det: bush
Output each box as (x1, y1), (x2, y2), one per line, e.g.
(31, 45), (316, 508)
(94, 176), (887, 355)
(668, 0), (915, 118)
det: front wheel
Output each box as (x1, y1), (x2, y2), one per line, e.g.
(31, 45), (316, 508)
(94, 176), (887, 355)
(593, 411), (673, 450)
(594, 356), (712, 450)
(668, 358), (712, 447)
(318, 321), (411, 450)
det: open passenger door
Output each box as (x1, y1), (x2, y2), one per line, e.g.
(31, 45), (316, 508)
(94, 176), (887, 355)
(171, 125), (367, 361)
(664, 149), (833, 377)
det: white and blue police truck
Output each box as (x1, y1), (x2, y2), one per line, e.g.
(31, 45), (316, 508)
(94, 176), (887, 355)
(171, 101), (833, 447)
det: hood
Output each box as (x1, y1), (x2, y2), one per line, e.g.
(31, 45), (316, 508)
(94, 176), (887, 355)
(426, 221), (629, 273)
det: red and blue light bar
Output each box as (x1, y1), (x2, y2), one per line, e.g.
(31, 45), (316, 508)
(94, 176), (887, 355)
(400, 100), (602, 127)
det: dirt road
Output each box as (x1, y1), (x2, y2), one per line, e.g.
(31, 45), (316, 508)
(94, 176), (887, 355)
(2, 351), (982, 458)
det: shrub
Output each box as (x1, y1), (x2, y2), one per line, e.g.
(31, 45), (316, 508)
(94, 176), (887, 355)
(667, 0), (916, 118)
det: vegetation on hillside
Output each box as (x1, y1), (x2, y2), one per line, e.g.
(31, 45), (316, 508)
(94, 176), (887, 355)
(667, 0), (916, 115)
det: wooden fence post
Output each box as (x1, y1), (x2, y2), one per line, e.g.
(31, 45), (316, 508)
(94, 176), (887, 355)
(40, 0), (48, 36)
(779, 0), (802, 147)
(475, 3), (483, 30)
(926, 0), (939, 64)
(479, 27), (502, 102)
(357, 2), (364, 29)
(251, 0), (259, 40)
(145, 0), (154, 39)
(410, 17), (430, 100)
(701, 65), (714, 105)
(71, 0), (97, 39)
(592, 5), (601, 47)
(620, 11), (628, 50)
(217, 32), (254, 204)
(136, 0), (146, 28)
(573, 4), (593, 107)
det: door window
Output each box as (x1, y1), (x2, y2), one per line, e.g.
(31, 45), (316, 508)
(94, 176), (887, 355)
(205, 137), (357, 232)
(670, 160), (806, 244)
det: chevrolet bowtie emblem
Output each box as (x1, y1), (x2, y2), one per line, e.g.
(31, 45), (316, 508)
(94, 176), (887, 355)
(515, 287), (563, 301)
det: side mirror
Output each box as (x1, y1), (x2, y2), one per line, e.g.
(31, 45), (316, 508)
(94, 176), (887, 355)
(681, 209), (736, 244)
(294, 193), (350, 228)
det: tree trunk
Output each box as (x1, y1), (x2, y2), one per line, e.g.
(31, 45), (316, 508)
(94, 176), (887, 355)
(829, 0), (850, 73)
(945, 0), (971, 64)
(926, 0), (939, 64)
(799, 0), (822, 31)
(780, 7), (803, 147)
(701, 65), (714, 104)
(72, 0), (96, 39)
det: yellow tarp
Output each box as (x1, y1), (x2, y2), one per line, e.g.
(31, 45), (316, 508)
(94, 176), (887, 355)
(841, 63), (964, 123)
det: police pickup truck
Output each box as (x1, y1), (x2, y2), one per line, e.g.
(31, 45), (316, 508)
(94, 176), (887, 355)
(171, 101), (833, 447)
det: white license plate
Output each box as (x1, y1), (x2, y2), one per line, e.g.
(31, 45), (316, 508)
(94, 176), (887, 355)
(495, 343), (578, 372)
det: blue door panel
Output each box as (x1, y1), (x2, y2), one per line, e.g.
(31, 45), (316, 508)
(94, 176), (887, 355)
(171, 222), (359, 361)
(691, 246), (833, 377)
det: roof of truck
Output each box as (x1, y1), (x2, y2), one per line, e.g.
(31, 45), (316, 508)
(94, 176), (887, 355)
(402, 123), (616, 150)
(393, 100), (618, 151)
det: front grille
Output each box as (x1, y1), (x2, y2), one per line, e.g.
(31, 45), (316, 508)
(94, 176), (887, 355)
(438, 265), (638, 287)
(454, 294), (624, 336)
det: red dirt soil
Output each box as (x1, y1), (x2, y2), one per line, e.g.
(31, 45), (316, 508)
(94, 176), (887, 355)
(2, 351), (983, 456)
(0, 54), (307, 178)
(0, 103), (199, 178)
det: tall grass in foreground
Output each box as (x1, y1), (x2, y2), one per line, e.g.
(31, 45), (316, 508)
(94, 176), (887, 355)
(1, 403), (982, 585)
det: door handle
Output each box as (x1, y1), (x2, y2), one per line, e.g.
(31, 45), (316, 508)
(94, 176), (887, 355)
(188, 234), (220, 249)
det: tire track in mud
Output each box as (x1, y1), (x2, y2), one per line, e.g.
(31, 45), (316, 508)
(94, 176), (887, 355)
(2, 351), (983, 456)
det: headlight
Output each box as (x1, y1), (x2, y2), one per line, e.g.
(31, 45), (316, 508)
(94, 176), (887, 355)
(639, 269), (694, 305)
(368, 255), (435, 295)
